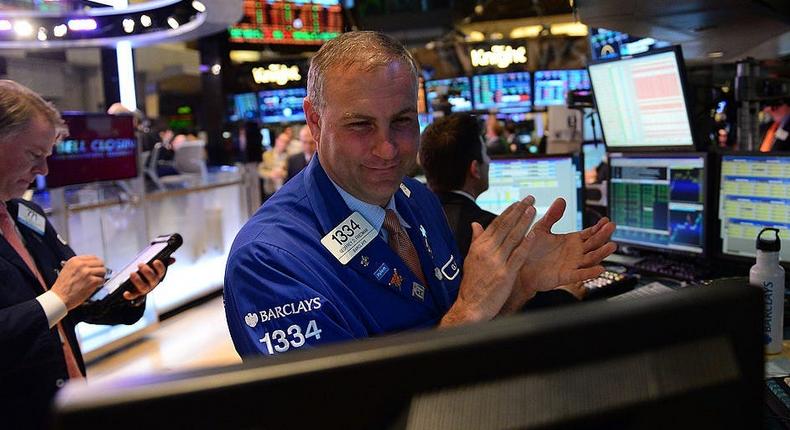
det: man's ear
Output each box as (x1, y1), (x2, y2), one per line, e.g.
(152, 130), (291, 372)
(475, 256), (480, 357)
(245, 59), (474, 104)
(469, 159), (481, 180)
(303, 98), (321, 149)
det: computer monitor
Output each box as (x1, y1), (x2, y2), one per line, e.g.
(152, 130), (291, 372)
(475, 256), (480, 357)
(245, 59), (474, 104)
(54, 282), (763, 429)
(472, 71), (532, 112)
(533, 69), (591, 107)
(258, 87), (306, 124)
(477, 155), (582, 233)
(46, 113), (138, 188)
(588, 46), (696, 150)
(718, 153), (790, 263)
(608, 153), (708, 255)
(424, 77), (473, 114)
(229, 92), (258, 122)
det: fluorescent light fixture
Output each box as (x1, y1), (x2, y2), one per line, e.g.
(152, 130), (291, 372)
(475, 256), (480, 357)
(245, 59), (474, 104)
(14, 20), (34, 37)
(550, 22), (588, 36)
(37, 27), (47, 41)
(192, 1), (206, 12)
(116, 41), (137, 111)
(708, 51), (724, 58)
(140, 14), (152, 27)
(53, 24), (67, 37)
(0, 20), (12, 31)
(167, 17), (179, 29)
(510, 25), (542, 38)
(122, 18), (135, 33)
(67, 19), (98, 31)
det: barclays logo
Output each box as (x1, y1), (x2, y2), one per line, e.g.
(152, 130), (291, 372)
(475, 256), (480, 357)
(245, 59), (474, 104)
(245, 312), (259, 328)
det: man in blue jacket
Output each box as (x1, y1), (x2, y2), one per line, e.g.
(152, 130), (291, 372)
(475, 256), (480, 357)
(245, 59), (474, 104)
(0, 80), (170, 428)
(224, 31), (616, 358)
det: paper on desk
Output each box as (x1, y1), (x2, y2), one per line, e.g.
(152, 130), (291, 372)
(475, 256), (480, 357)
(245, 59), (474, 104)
(766, 357), (790, 378)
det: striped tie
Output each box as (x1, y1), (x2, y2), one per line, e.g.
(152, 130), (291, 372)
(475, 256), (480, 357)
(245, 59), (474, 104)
(382, 209), (427, 286)
(0, 203), (83, 379)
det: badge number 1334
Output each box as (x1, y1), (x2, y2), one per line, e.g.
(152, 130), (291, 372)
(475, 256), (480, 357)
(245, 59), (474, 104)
(259, 320), (322, 354)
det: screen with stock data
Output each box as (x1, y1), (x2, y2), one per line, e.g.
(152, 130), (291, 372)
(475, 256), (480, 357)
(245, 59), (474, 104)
(533, 69), (591, 107)
(424, 77), (473, 114)
(258, 87), (306, 124)
(477, 156), (582, 234)
(609, 154), (706, 254)
(588, 49), (694, 149)
(719, 155), (790, 262)
(472, 72), (532, 112)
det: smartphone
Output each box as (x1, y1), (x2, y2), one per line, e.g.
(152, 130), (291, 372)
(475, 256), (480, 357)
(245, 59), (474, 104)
(89, 233), (182, 302)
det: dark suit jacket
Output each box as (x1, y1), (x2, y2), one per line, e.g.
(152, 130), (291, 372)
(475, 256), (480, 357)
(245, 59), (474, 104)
(435, 190), (577, 309)
(285, 153), (309, 183)
(0, 199), (145, 429)
(435, 191), (497, 258)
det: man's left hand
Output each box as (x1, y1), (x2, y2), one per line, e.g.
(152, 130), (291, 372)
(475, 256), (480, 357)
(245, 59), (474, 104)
(502, 198), (616, 313)
(123, 258), (175, 301)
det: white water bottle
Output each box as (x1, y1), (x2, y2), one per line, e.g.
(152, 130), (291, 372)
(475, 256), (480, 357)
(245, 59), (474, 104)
(750, 228), (785, 354)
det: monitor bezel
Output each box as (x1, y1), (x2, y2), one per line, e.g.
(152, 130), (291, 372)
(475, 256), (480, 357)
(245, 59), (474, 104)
(588, 45), (698, 152)
(485, 153), (586, 232)
(714, 150), (790, 266)
(607, 151), (710, 257)
(257, 87), (307, 124)
(532, 68), (591, 108)
(471, 71), (533, 112)
(424, 76), (474, 114)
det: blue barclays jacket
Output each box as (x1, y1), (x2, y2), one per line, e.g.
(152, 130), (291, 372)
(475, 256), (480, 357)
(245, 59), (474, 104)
(0, 199), (145, 429)
(225, 156), (464, 357)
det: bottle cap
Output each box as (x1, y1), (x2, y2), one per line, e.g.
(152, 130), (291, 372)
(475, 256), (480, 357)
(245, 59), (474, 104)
(756, 228), (781, 252)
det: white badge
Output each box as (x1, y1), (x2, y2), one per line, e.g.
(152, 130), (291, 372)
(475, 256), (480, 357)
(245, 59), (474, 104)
(399, 183), (411, 198)
(776, 128), (788, 141)
(17, 205), (45, 235)
(321, 212), (377, 265)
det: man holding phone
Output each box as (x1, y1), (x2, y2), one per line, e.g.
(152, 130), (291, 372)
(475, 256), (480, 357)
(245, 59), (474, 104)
(0, 80), (171, 428)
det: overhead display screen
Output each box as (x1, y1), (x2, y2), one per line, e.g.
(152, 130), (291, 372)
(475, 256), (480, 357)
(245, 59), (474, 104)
(472, 72), (532, 112)
(46, 113), (138, 188)
(229, 0), (343, 45)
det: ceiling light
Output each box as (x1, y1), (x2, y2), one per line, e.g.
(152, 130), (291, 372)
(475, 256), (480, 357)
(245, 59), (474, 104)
(0, 20), (12, 31)
(466, 31), (485, 42)
(210, 64), (221, 75)
(37, 27), (47, 41)
(510, 25), (542, 39)
(474, 4), (484, 14)
(53, 24), (67, 37)
(708, 51), (724, 58)
(167, 17), (179, 29)
(140, 15), (152, 27)
(490, 32), (503, 40)
(122, 18), (135, 33)
(192, 1), (206, 12)
(13, 20), (33, 37)
(550, 22), (588, 37)
(67, 18), (97, 31)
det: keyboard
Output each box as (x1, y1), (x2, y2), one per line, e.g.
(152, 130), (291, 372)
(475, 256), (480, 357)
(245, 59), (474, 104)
(632, 256), (709, 282)
(607, 281), (676, 302)
(584, 270), (638, 299)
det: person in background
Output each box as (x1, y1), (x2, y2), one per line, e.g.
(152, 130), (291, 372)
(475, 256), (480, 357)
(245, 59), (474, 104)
(420, 113), (587, 303)
(286, 125), (317, 182)
(484, 113), (507, 155)
(0, 80), (172, 428)
(760, 98), (790, 152)
(224, 31), (614, 359)
(258, 132), (289, 198)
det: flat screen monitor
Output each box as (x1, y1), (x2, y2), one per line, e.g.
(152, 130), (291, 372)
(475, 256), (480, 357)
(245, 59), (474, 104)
(472, 71), (531, 112)
(477, 155), (582, 233)
(608, 153), (707, 254)
(424, 77), (473, 114)
(588, 47), (696, 150)
(719, 154), (790, 263)
(258, 87), (306, 124)
(230, 92), (259, 122)
(533, 69), (591, 107)
(54, 282), (763, 430)
(46, 113), (138, 188)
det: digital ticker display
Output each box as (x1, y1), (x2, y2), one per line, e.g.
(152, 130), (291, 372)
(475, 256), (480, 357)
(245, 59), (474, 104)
(46, 113), (138, 188)
(229, 0), (343, 45)
(472, 72), (532, 112)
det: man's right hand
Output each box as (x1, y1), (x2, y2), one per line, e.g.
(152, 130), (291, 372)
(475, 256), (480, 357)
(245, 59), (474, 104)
(440, 196), (537, 327)
(50, 256), (107, 310)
